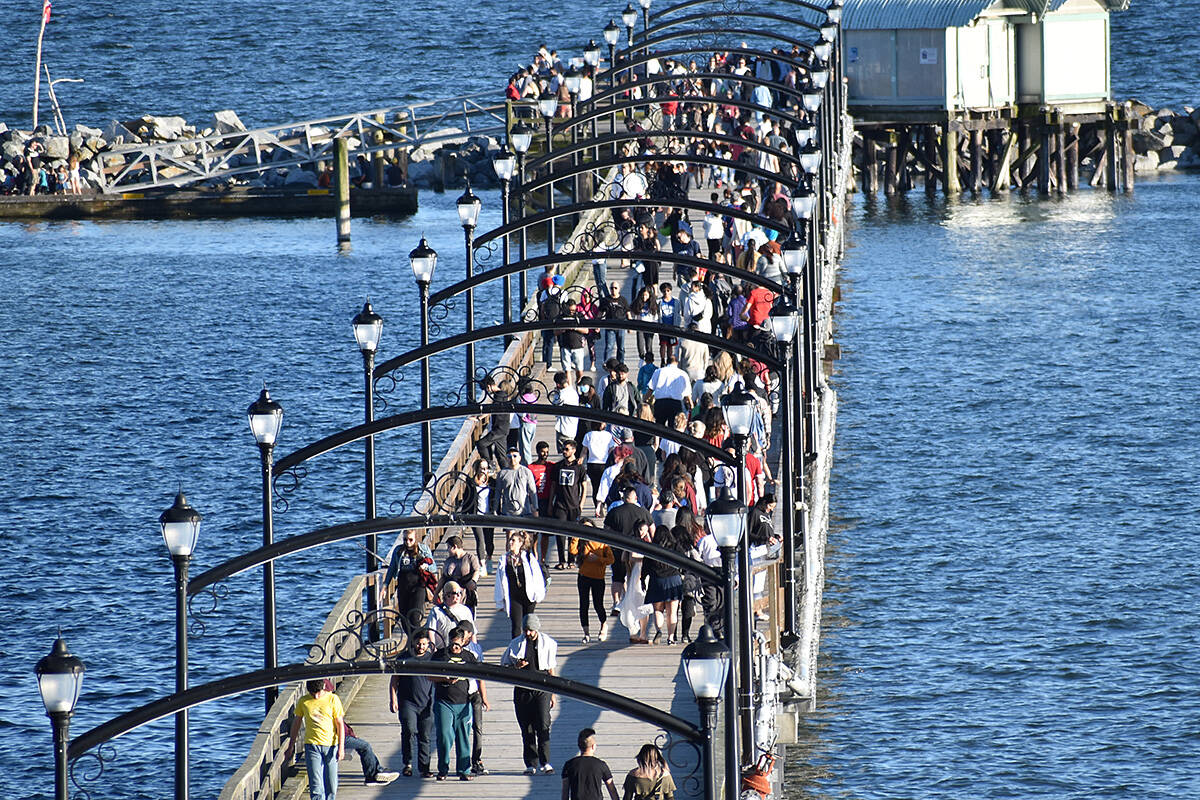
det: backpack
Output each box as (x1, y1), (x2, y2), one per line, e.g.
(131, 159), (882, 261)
(538, 292), (561, 321)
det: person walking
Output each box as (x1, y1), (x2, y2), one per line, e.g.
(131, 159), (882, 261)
(459, 620), (492, 777)
(495, 532), (547, 638)
(501, 613), (559, 775)
(461, 462), (498, 572)
(384, 530), (437, 629)
(562, 727), (621, 800)
(570, 521), (614, 643)
(389, 629), (435, 778)
(284, 679), (345, 800)
(432, 626), (478, 781)
(497, 449), (539, 518)
(621, 743), (676, 800)
(438, 536), (482, 610)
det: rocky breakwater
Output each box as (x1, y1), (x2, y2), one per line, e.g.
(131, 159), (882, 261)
(1129, 102), (1200, 173)
(403, 129), (504, 192)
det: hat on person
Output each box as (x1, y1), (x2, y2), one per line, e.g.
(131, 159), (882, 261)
(523, 613), (542, 632)
(579, 376), (594, 387)
(552, 274), (566, 286)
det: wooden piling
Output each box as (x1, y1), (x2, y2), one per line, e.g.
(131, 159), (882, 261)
(1018, 121), (1033, 187)
(1065, 123), (1079, 191)
(863, 135), (878, 194)
(942, 124), (960, 195)
(1121, 106), (1136, 193)
(1105, 104), (1120, 192)
(924, 128), (939, 195)
(1053, 110), (1066, 196)
(884, 131), (898, 195)
(896, 127), (914, 192)
(994, 130), (1013, 193)
(334, 137), (351, 244)
(1037, 110), (1052, 197)
(373, 112), (386, 188)
(969, 128), (983, 194)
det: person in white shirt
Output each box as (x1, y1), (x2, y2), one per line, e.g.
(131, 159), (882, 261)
(648, 354), (692, 425)
(550, 371), (580, 452)
(581, 426), (616, 496)
(703, 194), (726, 260)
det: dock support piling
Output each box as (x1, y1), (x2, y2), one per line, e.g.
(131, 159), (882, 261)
(1037, 110), (1051, 197)
(942, 124), (960, 195)
(334, 137), (351, 244)
(884, 132), (898, 196)
(1065, 123), (1079, 191)
(1121, 106), (1136, 193)
(863, 136), (878, 195)
(1105, 104), (1119, 192)
(969, 128), (983, 195)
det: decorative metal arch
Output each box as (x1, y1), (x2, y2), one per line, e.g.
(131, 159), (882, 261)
(648, 0), (832, 26)
(66, 660), (703, 763)
(518, 150), (796, 199)
(523, 126), (803, 176)
(272, 402), (735, 491)
(429, 249), (784, 311)
(188, 513), (721, 594)
(554, 91), (811, 142)
(637, 8), (822, 44)
(626, 26), (816, 57)
(372, 319), (783, 388)
(472, 197), (791, 252)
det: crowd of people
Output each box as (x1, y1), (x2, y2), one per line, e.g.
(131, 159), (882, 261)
(287, 42), (811, 800)
(0, 139), (83, 196)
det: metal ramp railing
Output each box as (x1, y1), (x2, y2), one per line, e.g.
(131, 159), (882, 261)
(98, 92), (507, 193)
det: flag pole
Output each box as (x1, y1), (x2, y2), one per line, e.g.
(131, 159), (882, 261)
(33, 0), (50, 129)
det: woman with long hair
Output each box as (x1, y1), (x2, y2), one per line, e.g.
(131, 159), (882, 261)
(495, 531), (547, 638)
(622, 743), (675, 800)
(384, 530), (437, 629)
(631, 285), (659, 366)
(643, 525), (685, 644)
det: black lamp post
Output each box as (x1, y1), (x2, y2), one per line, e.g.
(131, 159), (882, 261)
(564, 65), (583, 207)
(537, 96), (558, 254)
(351, 300), (383, 638)
(768, 302), (801, 638)
(681, 624), (730, 800)
(36, 637), (85, 800)
(160, 491), (202, 800)
(247, 386), (282, 713)
(637, 0), (652, 35)
(720, 384), (757, 762)
(706, 490), (746, 800)
(622, 3), (637, 46)
(509, 122), (533, 314)
(458, 181), (484, 362)
(603, 20), (620, 92)
(791, 181), (819, 461)
(410, 237), (438, 482)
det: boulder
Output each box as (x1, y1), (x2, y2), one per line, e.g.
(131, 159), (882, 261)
(409, 128), (471, 162)
(74, 123), (102, 139)
(1132, 128), (1169, 153)
(212, 109), (246, 135)
(1177, 147), (1200, 169)
(85, 136), (106, 152)
(148, 115), (187, 140)
(1165, 117), (1198, 145)
(1, 140), (23, 159)
(407, 160), (437, 188)
(0, 123), (8, 135)
(69, 130), (85, 151)
(283, 167), (319, 186)
(43, 136), (70, 160)
(1159, 145), (1188, 162)
(1133, 151), (1159, 173)
(34, 124), (53, 136)
(103, 120), (141, 146)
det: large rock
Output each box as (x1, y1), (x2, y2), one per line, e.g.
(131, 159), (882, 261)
(148, 115), (187, 140)
(1164, 117), (1198, 145)
(0, 123), (8, 135)
(1177, 147), (1200, 169)
(1133, 151), (1159, 173)
(1132, 128), (1169, 153)
(409, 128), (471, 162)
(104, 120), (141, 146)
(283, 167), (319, 186)
(74, 123), (102, 139)
(1159, 145), (1189, 162)
(1, 140), (23, 159)
(407, 160), (437, 188)
(212, 109), (246, 135)
(43, 136), (70, 160)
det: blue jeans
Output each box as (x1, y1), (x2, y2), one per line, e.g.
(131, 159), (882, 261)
(520, 421), (537, 465)
(592, 260), (609, 296)
(305, 744), (338, 800)
(435, 699), (473, 776)
(602, 329), (625, 365)
(541, 330), (556, 365)
(345, 735), (379, 782)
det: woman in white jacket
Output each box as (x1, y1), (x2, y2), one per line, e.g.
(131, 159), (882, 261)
(495, 531), (547, 638)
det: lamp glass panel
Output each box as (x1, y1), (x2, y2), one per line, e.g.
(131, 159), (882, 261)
(684, 654), (729, 699)
(38, 673), (82, 714)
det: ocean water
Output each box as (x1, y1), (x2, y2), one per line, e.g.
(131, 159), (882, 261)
(0, 0), (1196, 798)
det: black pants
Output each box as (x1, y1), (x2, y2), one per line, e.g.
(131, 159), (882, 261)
(508, 586), (537, 639)
(476, 431), (506, 466)
(473, 526), (495, 561)
(470, 692), (485, 766)
(586, 462), (606, 496)
(636, 331), (656, 364)
(652, 396), (684, 427)
(578, 575), (607, 632)
(680, 593), (697, 638)
(513, 689), (552, 767)
(540, 533), (567, 564)
(399, 699), (434, 772)
(700, 581), (723, 639)
(707, 238), (723, 260)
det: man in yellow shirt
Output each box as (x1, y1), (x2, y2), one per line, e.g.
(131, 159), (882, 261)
(284, 679), (345, 800)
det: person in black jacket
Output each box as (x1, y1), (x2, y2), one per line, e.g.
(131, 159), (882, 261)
(389, 629), (436, 777)
(748, 493), (780, 546)
(643, 525), (687, 644)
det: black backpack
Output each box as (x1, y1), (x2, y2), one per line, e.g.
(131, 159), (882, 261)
(538, 292), (561, 322)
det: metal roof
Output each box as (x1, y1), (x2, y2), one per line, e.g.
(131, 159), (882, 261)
(842, 0), (1123, 30)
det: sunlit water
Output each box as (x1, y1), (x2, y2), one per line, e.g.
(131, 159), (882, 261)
(0, 0), (1195, 798)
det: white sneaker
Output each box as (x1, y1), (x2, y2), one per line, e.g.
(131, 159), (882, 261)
(478, 561), (488, 577)
(540, 764), (555, 774)
(598, 622), (609, 641)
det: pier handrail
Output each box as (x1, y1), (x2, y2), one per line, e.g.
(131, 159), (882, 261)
(96, 91), (508, 193)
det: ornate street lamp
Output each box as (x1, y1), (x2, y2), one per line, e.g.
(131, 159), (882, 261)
(160, 491), (201, 800)
(36, 637), (85, 800)
(826, 0), (843, 24)
(706, 488), (746, 798)
(351, 300), (383, 636)
(622, 2), (637, 46)
(538, 96), (558, 152)
(781, 233), (808, 278)
(791, 186), (817, 221)
(800, 141), (824, 176)
(461, 177), (489, 378)
(802, 88), (823, 114)
(682, 625), (730, 800)
(247, 385), (282, 713)
(603, 20), (621, 91)
(637, 0), (652, 33)
(584, 39), (601, 69)
(813, 40), (833, 62)
(768, 300), (802, 637)
(820, 22), (838, 42)
(509, 123), (534, 319)
(410, 237), (438, 482)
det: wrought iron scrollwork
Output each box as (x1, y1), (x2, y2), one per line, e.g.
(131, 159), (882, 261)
(271, 463), (308, 514)
(373, 368), (411, 415)
(654, 730), (703, 797)
(69, 742), (117, 800)
(187, 581), (230, 638)
(305, 606), (416, 666)
(472, 237), (500, 271)
(386, 470), (473, 517)
(426, 296), (458, 338)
